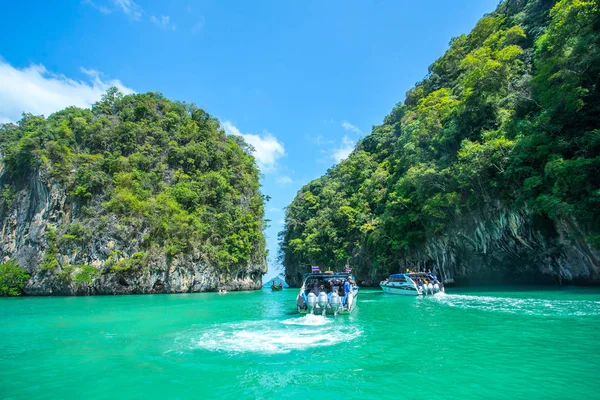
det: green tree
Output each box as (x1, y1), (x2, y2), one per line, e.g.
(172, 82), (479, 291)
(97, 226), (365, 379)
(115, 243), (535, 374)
(0, 262), (30, 296)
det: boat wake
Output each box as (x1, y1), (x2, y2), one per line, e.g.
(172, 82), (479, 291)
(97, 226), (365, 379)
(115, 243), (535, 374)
(182, 316), (360, 354)
(281, 314), (331, 326)
(432, 293), (600, 317)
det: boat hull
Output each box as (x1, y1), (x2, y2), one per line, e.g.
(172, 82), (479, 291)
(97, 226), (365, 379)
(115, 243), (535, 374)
(380, 283), (420, 296)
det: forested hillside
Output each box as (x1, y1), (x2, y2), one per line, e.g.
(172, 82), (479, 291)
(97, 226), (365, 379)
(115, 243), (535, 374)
(281, 0), (600, 286)
(0, 90), (267, 295)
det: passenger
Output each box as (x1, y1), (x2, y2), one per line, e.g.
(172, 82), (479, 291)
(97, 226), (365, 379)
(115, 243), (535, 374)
(343, 277), (351, 305)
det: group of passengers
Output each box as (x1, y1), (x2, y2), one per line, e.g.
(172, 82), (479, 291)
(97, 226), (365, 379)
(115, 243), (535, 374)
(300, 277), (353, 308)
(403, 267), (443, 292)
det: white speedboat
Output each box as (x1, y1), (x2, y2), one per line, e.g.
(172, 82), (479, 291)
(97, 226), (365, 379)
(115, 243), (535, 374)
(296, 272), (359, 316)
(380, 273), (444, 296)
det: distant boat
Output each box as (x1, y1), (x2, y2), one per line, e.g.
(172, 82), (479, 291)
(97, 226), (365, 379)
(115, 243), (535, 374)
(380, 272), (444, 296)
(263, 277), (288, 290)
(271, 283), (283, 291)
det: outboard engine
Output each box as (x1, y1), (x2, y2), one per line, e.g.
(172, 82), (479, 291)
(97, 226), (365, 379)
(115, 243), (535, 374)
(329, 292), (342, 316)
(318, 292), (329, 315)
(427, 283), (433, 295)
(307, 293), (317, 314)
(433, 283), (440, 293)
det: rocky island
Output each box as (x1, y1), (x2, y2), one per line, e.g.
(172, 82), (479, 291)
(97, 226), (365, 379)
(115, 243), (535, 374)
(0, 90), (267, 295)
(281, 0), (600, 287)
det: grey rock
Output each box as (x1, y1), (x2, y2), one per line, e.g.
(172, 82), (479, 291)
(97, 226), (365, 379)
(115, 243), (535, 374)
(285, 206), (600, 287)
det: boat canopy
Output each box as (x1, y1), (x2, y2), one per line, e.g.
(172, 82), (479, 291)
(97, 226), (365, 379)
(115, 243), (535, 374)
(390, 273), (436, 279)
(303, 272), (354, 281)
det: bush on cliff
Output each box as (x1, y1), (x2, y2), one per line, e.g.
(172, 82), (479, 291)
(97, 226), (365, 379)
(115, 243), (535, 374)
(0, 262), (29, 296)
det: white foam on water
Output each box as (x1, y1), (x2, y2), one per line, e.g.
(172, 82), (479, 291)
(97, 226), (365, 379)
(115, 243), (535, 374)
(432, 293), (600, 317)
(189, 319), (360, 354)
(281, 314), (331, 326)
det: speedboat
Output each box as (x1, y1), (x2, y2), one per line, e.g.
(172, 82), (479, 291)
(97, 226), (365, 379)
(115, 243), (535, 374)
(296, 272), (359, 316)
(379, 272), (444, 296)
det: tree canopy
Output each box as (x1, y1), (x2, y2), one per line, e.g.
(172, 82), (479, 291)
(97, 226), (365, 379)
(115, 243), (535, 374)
(0, 90), (267, 283)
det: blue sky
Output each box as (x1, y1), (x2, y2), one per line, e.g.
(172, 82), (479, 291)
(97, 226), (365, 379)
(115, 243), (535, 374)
(0, 0), (500, 281)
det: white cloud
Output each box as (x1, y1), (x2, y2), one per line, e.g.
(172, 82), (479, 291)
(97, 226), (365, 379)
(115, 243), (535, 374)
(332, 135), (355, 163)
(276, 176), (293, 185)
(277, 219), (285, 225)
(222, 121), (285, 172)
(151, 15), (176, 31)
(113, 0), (142, 19)
(268, 207), (282, 213)
(0, 60), (134, 123)
(341, 120), (361, 134)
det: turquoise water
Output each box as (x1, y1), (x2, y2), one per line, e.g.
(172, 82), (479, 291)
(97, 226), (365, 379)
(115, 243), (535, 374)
(1, 287), (600, 399)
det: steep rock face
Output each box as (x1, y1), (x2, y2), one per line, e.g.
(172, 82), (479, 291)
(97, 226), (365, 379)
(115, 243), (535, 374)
(285, 207), (600, 288)
(0, 92), (267, 295)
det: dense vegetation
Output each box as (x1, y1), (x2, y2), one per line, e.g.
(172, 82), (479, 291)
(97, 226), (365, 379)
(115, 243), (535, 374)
(0, 262), (29, 296)
(0, 90), (266, 290)
(281, 0), (600, 283)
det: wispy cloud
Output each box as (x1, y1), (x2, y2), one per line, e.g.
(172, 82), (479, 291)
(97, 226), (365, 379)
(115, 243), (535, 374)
(222, 121), (285, 172)
(84, 0), (142, 19)
(306, 134), (334, 146)
(0, 60), (134, 123)
(276, 176), (293, 185)
(341, 120), (361, 134)
(268, 207), (282, 213)
(191, 17), (205, 34)
(83, 0), (111, 14)
(151, 15), (176, 30)
(113, 0), (142, 19)
(332, 135), (355, 163)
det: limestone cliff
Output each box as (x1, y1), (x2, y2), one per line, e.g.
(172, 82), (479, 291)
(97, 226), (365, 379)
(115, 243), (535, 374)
(0, 91), (267, 295)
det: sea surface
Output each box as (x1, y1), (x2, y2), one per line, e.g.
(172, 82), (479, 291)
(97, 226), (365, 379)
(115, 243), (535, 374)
(1, 286), (599, 399)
